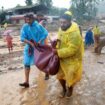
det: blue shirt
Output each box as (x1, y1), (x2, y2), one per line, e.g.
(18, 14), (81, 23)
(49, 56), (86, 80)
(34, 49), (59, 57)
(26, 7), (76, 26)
(20, 21), (48, 65)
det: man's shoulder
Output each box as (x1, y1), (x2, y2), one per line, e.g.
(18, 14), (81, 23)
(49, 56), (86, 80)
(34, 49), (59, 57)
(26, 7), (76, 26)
(72, 22), (79, 28)
(23, 23), (29, 27)
(21, 23), (29, 30)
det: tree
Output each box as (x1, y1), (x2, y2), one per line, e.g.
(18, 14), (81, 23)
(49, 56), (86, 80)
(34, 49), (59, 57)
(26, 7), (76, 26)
(49, 7), (67, 16)
(15, 4), (21, 8)
(35, 0), (52, 9)
(2, 6), (4, 12)
(70, 0), (103, 23)
(25, 0), (33, 6)
(0, 12), (6, 24)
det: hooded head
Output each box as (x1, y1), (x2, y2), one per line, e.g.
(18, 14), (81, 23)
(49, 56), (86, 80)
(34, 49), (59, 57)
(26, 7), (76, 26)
(60, 11), (72, 31)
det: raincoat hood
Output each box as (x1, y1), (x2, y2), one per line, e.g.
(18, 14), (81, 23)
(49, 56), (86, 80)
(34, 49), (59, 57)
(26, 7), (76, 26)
(59, 22), (79, 34)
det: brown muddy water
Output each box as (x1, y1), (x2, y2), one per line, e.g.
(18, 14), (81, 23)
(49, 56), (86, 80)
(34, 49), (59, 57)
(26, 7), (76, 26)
(1, 35), (105, 105)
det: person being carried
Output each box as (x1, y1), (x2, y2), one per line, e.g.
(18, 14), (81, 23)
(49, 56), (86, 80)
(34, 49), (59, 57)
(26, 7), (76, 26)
(39, 20), (50, 80)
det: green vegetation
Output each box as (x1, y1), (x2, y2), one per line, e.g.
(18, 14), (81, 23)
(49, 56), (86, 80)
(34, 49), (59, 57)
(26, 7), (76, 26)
(70, 0), (103, 23)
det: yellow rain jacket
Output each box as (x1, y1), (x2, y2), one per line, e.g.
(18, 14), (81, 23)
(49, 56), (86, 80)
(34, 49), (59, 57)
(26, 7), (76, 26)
(57, 22), (84, 87)
(93, 26), (101, 36)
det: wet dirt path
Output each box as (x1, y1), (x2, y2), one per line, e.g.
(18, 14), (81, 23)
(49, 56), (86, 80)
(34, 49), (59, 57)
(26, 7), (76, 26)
(36, 73), (49, 105)
(1, 35), (105, 105)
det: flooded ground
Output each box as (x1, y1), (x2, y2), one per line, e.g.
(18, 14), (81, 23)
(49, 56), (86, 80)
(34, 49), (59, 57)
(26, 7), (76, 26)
(0, 35), (105, 105)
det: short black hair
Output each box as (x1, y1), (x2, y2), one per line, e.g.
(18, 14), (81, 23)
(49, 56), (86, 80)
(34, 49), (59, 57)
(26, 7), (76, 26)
(24, 13), (34, 19)
(36, 12), (44, 17)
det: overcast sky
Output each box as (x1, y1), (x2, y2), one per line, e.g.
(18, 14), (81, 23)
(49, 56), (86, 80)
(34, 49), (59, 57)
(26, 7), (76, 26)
(0, 0), (70, 9)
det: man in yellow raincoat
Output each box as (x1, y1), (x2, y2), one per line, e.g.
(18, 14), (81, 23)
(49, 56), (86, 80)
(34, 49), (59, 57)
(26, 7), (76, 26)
(92, 25), (101, 53)
(54, 11), (84, 98)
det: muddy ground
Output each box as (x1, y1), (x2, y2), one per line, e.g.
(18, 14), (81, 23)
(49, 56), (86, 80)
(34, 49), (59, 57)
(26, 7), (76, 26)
(0, 34), (105, 105)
